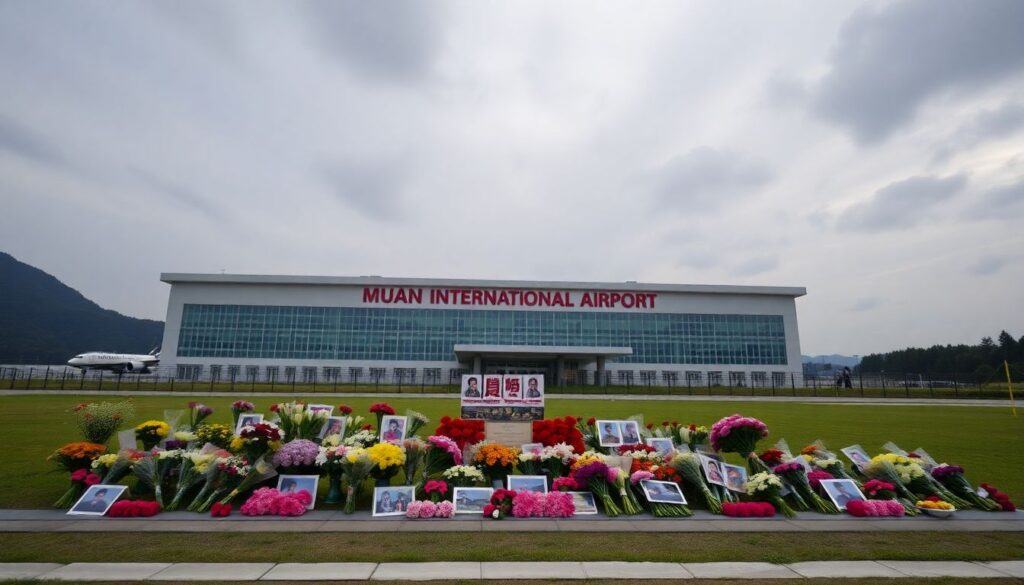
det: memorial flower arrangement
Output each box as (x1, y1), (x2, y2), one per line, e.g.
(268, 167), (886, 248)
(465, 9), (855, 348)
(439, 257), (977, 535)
(862, 479), (897, 500)
(441, 465), (485, 487)
(231, 422), (283, 462)
(532, 417), (585, 454)
(668, 452), (722, 514)
(340, 448), (374, 514)
(553, 476), (578, 491)
(846, 499), (905, 517)
(53, 468), (101, 508)
(571, 460), (622, 516)
(745, 472), (795, 517)
(516, 451), (543, 476)
(369, 402), (396, 431)
(710, 414), (769, 473)
(367, 442), (406, 485)
(423, 435), (464, 480)
(473, 444), (519, 486)
(272, 439), (321, 475)
(539, 443), (576, 478)
(508, 490), (576, 518)
(434, 416), (485, 449)
(772, 462), (839, 514)
(273, 401), (329, 441)
(71, 401), (135, 444)
(577, 417), (601, 451)
(931, 464), (1000, 510)
(403, 437), (426, 483)
(680, 424), (709, 452)
(862, 455), (921, 514)
(406, 499), (455, 519)
(609, 466), (644, 515)
(806, 469), (834, 490)
(811, 457), (859, 483)
(630, 471), (691, 517)
(49, 441), (107, 472)
(189, 455), (249, 512)
(132, 450), (183, 508)
(186, 401), (214, 429)
(230, 400), (255, 428)
(218, 457), (277, 507)
(135, 421), (170, 450)
(107, 500), (161, 517)
(195, 423), (234, 449)
(422, 479), (449, 503)
(483, 488), (517, 519)
(758, 448), (786, 467)
(722, 501), (776, 517)
(340, 429), (377, 448)
(241, 487), (311, 516)
(979, 483), (1016, 511)
(405, 410), (430, 438)
(866, 454), (969, 510)
(166, 450), (221, 510)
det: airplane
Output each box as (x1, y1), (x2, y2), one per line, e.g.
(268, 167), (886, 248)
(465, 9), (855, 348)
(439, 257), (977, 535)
(67, 348), (160, 374)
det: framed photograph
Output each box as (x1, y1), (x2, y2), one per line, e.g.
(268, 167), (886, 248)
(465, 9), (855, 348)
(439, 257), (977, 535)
(700, 454), (727, 487)
(596, 420), (622, 447)
(520, 443), (544, 455)
(722, 463), (748, 493)
(380, 415), (407, 444)
(841, 445), (871, 470)
(277, 475), (320, 510)
(373, 485), (415, 517)
(508, 475), (548, 493)
(640, 480), (687, 504)
(462, 375), (483, 400)
(307, 404), (333, 415)
(645, 437), (675, 457)
(619, 420), (642, 445)
(569, 491), (598, 515)
(68, 484), (127, 516)
(235, 413), (263, 434)
(319, 416), (347, 439)
(453, 487), (493, 514)
(524, 375), (544, 402)
(820, 479), (867, 511)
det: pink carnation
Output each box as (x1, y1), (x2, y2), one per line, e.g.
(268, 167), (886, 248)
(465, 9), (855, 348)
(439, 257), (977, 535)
(807, 470), (834, 490)
(552, 477), (578, 491)
(418, 500), (438, 518)
(406, 501), (423, 518)
(435, 500), (455, 518)
(427, 435), (463, 465)
(542, 491), (575, 517)
(240, 487), (309, 517)
(512, 490), (545, 518)
(630, 470), (654, 485)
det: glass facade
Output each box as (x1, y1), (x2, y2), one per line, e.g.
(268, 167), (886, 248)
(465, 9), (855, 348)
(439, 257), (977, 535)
(176, 304), (788, 366)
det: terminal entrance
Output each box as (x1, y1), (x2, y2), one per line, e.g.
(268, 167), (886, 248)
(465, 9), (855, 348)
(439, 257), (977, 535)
(482, 360), (553, 378)
(453, 343), (633, 387)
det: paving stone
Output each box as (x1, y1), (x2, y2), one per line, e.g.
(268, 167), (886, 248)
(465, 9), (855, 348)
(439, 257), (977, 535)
(150, 563), (275, 581)
(317, 521), (403, 532)
(878, 560), (1008, 577)
(787, 561), (905, 578)
(261, 563), (377, 580)
(0, 563), (64, 579)
(398, 520), (481, 532)
(482, 520), (559, 532)
(582, 562), (692, 579)
(0, 521), (77, 532)
(555, 520), (632, 531)
(39, 562), (172, 581)
(372, 562), (480, 581)
(482, 562), (586, 580)
(683, 562), (801, 579)
(983, 561), (1024, 577)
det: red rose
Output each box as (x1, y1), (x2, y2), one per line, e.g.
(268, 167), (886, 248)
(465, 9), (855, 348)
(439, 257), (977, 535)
(84, 473), (101, 486)
(587, 417), (596, 426)
(338, 405), (353, 415)
(70, 469), (88, 482)
(269, 404), (280, 413)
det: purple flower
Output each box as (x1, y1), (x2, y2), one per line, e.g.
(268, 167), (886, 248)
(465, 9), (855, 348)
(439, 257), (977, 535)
(272, 439), (320, 468)
(572, 461), (610, 486)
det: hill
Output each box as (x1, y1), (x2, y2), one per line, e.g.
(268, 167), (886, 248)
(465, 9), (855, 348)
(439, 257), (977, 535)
(0, 252), (164, 364)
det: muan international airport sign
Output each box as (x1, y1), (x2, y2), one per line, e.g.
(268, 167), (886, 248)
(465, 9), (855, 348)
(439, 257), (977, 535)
(362, 286), (658, 310)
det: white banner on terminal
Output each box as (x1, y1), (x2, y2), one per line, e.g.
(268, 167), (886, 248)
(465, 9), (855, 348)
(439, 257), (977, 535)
(461, 374), (544, 407)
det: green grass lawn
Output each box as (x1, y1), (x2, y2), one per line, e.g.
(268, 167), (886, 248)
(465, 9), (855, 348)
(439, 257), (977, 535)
(2, 394), (1022, 508)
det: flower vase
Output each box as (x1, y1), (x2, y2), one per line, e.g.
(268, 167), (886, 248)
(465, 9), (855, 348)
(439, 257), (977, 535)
(343, 483), (360, 514)
(375, 477), (391, 488)
(324, 474), (343, 504)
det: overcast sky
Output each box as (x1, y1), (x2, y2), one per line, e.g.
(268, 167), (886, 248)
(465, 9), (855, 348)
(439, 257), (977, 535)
(2, 0), (1022, 357)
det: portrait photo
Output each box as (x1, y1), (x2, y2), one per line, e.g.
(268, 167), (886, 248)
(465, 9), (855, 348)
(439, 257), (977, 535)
(841, 445), (872, 470)
(569, 491), (598, 515)
(277, 475), (319, 510)
(645, 437), (675, 457)
(507, 475), (548, 493)
(520, 443), (544, 455)
(524, 376), (544, 399)
(820, 479), (866, 511)
(462, 375), (482, 399)
(722, 463), (748, 493)
(319, 416), (346, 439)
(619, 421), (642, 445)
(641, 480), (687, 504)
(453, 487), (494, 514)
(380, 415), (407, 444)
(373, 486), (415, 517)
(235, 413), (263, 434)
(307, 404), (333, 415)
(700, 455), (727, 487)
(596, 420), (622, 447)
(68, 484), (127, 516)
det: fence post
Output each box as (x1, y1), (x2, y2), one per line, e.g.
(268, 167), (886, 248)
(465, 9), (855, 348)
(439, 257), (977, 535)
(170, 376), (175, 392)
(791, 373), (796, 396)
(953, 372), (959, 398)
(80, 371), (85, 390)
(60, 368), (68, 390)
(98, 370), (104, 391)
(9, 368), (16, 390)
(42, 367), (51, 389)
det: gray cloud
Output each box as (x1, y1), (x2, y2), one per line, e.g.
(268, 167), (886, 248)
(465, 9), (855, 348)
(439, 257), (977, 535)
(0, 116), (68, 169)
(320, 158), (409, 222)
(304, 0), (443, 84)
(838, 174), (967, 232)
(934, 101), (1024, 163)
(969, 255), (1007, 276)
(130, 169), (228, 222)
(646, 147), (772, 213)
(810, 0), (1024, 144)
(733, 255), (779, 277)
(850, 297), (882, 312)
(970, 178), (1024, 219)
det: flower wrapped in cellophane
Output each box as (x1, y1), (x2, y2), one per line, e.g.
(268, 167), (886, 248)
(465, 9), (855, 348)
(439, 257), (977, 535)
(71, 401), (135, 445)
(516, 451), (543, 476)
(931, 464), (1000, 511)
(189, 455), (249, 512)
(133, 449), (184, 509)
(570, 459), (622, 517)
(667, 452), (722, 514)
(745, 472), (795, 518)
(772, 462), (839, 514)
(367, 442), (406, 486)
(630, 471), (691, 517)
(92, 449), (145, 484)
(135, 421), (170, 451)
(405, 410), (430, 438)
(710, 414), (769, 474)
(272, 402), (329, 441)
(167, 447), (226, 510)
(340, 448), (374, 514)
(195, 423), (234, 450)
(186, 401), (214, 430)
(441, 465), (484, 487)
(679, 424), (709, 452)
(218, 457), (278, 507)
(862, 455), (923, 514)
(539, 443), (575, 479)
(403, 437), (426, 483)
(231, 422), (283, 462)
(49, 442), (107, 472)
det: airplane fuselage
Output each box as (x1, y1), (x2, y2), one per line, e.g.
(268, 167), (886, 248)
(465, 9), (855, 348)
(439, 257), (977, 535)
(67, 352), (159, 374)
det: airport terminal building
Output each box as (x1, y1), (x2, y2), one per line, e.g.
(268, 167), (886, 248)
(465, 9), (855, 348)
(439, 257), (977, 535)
(160, 274), (806, 387)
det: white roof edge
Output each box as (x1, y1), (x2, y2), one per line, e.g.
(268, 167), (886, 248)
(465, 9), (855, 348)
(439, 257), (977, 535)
(160, 273), (806, 297)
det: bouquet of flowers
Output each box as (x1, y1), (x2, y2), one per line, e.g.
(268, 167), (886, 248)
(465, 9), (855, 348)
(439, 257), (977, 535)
(71, 401), (135, 444)
(806, 469), (835, 490)
(758, 448), (786, 467)
(811, 457), (860, 483)
(434, 417), (485, 450)
(862, 455), (923, 514)
(49, 441), (107, 472)
(340, 448), (374, 514)
(241, 487), (311, 516)
(651, 420), (681, 440)
(316, 444), (349, 504)
(745, 472), (796, 518)
(483, 488), (516, 519)
(107, 500), (161, 517)
(507, 490), (575, 518)
(272, 439), (321, 475)
(570, 460), (622, 517)
(187, 402), (214, 429)
(680, 424), (709, 452)
(273, 402), (329, 441)
(218, 457), (278, 507)
(577, 417), (601, 451)
(53, 469), (101, 508)
(553, 477), (578, 492)
(516, 451), (543, 475)
(167, 449), (223, 510)
(723, 501), (776, 517)
(630, 471), (691, 517)
(133, 450), (183, 508)
(422, 479), (449, 503)
(403, 437), (426, 483)
(341, 429), (377, 448)
(667, 452), (722, 514)
(772, 462), (839, 514)
(442, 465), (485, 487)
(406, 500), (455, 519)
(367, 442), (406, 486)
(979, 483), (1016, 511)
(195, 423), (234, 450)
(846, 499), (905, 517)
(532, 417), (586, 454)
(473, 444), (520, 487)
(539, 443), (575, 479)
(405, 411), (430, 438)
(231, 422), (283, 462)
(135, 421), (170, 451)
(188, 455), (249, 512)
(710, 414), (769, 473)
(867, 454), (969, 509)
(93, 449), (145, 484)
(231, 401), (255, 429)
(609, 466), (644, 515)
(369, 402), (395, 433)
(863, 479), (898, 500)
(931, 464), (1000, 511)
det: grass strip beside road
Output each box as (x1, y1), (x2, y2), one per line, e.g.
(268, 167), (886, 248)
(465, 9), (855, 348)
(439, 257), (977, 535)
(1, 533), (1023, 564)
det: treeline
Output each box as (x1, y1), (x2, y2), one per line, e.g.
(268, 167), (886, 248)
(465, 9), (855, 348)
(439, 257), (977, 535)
(857, 330), (1024, 381)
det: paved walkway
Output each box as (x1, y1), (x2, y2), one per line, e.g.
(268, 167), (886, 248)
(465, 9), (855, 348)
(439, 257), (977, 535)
(3, 509), (1022, 533)
(1, 389), (1015, 407)
(2, 560), (1023, 580)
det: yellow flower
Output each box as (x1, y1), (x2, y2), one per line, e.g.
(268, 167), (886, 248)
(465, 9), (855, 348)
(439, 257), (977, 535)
(229, 436), (244, 452)
(136, 420), (170, 437)
(367, 442), (406, 469)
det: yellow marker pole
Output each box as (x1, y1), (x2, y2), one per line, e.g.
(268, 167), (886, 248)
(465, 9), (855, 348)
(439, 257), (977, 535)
(1005, 360), (1017, 417)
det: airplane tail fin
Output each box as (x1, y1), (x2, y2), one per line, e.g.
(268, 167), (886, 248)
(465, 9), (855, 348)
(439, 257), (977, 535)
(149, 346), (161, 357)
